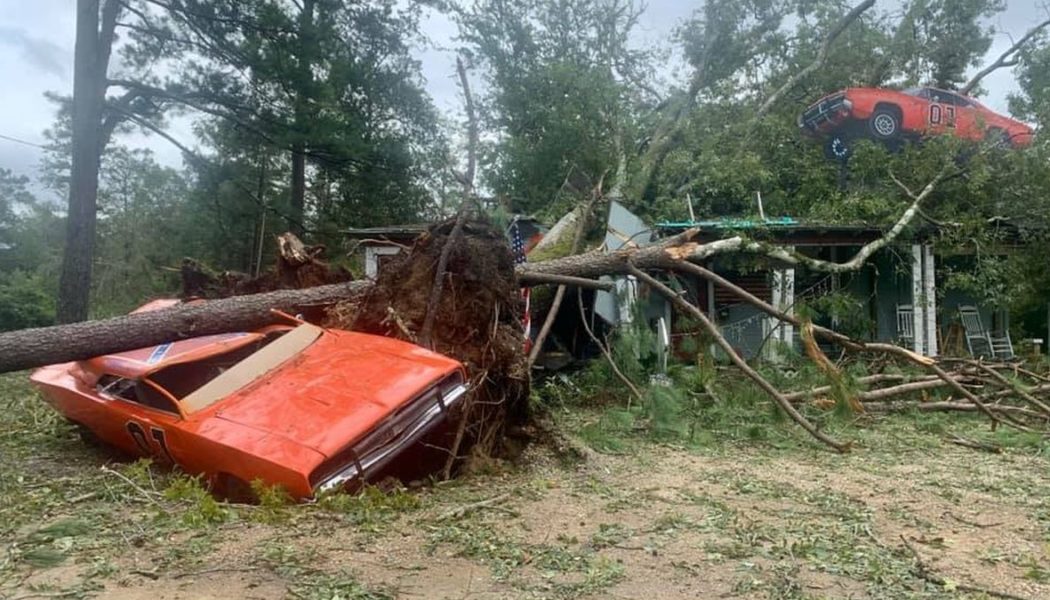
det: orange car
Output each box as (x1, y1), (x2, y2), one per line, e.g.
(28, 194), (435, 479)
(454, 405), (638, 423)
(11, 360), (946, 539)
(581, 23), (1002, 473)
(30, 300), (468, 500)
(800, 86), (1034, 155)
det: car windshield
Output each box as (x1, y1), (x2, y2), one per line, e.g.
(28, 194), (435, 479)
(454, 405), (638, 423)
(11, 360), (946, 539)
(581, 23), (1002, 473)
(148, 323), (323, 414)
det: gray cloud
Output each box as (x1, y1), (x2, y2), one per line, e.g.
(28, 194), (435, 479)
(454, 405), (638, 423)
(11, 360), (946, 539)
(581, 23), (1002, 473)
(0, 26), (68, 79)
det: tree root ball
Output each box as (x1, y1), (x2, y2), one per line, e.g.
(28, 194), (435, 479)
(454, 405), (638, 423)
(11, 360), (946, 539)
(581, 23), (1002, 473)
(325, 218), (530, 463)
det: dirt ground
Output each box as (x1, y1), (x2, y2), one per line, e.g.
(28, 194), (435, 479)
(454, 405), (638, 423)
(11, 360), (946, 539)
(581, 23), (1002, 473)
(3, 372), (1050, 600)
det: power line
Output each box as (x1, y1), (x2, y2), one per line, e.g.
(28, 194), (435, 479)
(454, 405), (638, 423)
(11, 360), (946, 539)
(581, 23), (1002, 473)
(0, 132), (48, 150)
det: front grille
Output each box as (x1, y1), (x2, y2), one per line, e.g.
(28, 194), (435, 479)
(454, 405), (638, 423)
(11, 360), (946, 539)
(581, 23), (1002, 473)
(310, 372), (467, 489)
(800, 93), (847, 130)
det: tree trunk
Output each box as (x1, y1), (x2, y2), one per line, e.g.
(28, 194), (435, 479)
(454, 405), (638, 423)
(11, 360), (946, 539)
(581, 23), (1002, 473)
(58, 0), (108, 323)
(0, 248), (628, 373)
(2, 282), (369, 373)
(288, 0), (315, 236)
(289, 146), (306, 235)
(0, 230), (702, 372)
(57, 0), (122, 323)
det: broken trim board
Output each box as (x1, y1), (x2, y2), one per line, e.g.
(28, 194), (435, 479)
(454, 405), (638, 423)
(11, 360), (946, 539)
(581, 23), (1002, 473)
(595, 201), (653, 325)
(181, 324), (323, 413)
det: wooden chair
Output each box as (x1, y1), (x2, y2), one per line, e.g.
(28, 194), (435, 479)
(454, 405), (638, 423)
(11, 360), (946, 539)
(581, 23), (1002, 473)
(896, 304), (914, 347)
(990, 330), (1015, 360)
(958, 305), (995, 358)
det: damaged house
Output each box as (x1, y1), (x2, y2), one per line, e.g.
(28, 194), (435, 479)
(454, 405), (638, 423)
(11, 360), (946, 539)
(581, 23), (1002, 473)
(602, 208), (1020, 362)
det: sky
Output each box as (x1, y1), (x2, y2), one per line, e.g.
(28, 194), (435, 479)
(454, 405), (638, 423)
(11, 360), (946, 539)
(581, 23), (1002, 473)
(0, 0), (1045, 203)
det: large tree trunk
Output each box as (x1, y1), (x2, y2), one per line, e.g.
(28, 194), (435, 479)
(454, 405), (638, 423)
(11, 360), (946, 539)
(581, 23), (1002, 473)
(287, 0), (315, 236)
(0, 229), (710, 373)
(3, 282), (369, 373)
(289, 146), (306, 235)
(57, 0), (122, 323)
(58, 0), (109, 323)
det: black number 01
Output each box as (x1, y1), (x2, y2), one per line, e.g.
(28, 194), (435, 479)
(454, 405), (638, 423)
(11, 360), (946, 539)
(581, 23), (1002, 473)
(929, 105), (956, 126)
(125, 421), (176, 465)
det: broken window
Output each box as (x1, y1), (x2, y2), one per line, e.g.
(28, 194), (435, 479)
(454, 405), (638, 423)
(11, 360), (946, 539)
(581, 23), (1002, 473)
(147, 330), (289, 400)
(96, 375), (179, 414)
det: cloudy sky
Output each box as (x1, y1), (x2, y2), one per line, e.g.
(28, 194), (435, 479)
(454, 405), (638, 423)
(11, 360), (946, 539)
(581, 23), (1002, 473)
(0, 0), (1045, 202)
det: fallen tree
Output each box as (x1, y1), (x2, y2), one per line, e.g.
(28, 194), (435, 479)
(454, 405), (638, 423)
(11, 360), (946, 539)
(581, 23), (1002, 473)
(0, 282), (369, 373)
(4, 160), (1050, 452)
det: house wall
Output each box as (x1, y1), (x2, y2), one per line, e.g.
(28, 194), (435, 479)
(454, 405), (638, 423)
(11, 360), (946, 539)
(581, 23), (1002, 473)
(873, 251), (912, 343)
(720, 303), (769, 360)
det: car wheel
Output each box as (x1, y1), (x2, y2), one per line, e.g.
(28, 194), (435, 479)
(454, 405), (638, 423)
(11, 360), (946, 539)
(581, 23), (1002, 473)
(73, 422), (103, 447)
(213, 473), (258, 504)
(986, 127), (1011, 149)
(868, 108), (900, 140)
(825, 135), (851, 161)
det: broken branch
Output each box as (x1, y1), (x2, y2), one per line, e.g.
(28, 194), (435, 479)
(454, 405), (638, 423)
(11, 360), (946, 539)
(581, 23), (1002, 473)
(961, 18), (1050, 95)
(756, 0), (876, 117)
(627, 263), (851, 452)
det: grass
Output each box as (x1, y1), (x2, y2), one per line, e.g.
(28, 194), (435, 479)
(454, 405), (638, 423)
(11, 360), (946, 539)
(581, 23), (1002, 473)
(5, 367), (1050, 599)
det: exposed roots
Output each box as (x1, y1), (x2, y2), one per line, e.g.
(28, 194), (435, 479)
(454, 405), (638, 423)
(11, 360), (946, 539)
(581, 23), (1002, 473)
(325, 218), (530, 473)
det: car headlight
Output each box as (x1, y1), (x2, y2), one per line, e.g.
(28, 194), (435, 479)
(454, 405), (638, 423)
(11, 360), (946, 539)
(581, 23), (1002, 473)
(317, 462), (360, 493)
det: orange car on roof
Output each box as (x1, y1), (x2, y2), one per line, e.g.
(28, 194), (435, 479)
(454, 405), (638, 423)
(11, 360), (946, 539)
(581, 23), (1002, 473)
(30, 300), (468, 500)
(800, 86), (1034, 154)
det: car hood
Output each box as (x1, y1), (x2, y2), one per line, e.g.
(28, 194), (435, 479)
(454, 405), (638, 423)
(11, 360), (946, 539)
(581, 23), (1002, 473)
(206, 330), (461, 457)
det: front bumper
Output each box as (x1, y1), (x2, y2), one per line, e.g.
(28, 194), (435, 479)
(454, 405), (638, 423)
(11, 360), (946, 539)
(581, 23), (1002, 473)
(799, 93), (852, 133)
(315, 381), (469, 493)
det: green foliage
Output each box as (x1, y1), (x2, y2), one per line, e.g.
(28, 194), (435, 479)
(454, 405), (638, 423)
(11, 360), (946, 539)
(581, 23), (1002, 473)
(314, 485), (422, 532)
(0, 270), (55, 331)
(799, 290), (873, 341)
(453, 0), (645, 215)
(163, 474), (232, 527)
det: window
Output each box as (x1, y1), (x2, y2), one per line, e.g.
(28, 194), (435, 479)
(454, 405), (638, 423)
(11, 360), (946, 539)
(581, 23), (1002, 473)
(148, 330), (289, 400)
(96, 375), (179, 414)
(943, 92), (971, 108)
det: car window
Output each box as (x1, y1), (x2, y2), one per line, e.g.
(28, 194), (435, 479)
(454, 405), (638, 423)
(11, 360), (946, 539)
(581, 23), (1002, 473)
(181, 323), (324, 413)
(97, 375), (179, 414)
(903, 87), (927, 98)
(146, 329), (291, 402)
(942, 92), (971, 107)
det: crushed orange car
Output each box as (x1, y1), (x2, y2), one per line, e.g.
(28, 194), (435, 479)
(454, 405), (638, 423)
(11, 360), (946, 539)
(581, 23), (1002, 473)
(30, 300), (468, 500)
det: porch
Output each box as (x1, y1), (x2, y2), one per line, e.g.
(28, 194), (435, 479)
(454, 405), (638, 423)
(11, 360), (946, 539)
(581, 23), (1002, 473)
(655, 221), (1012, 360)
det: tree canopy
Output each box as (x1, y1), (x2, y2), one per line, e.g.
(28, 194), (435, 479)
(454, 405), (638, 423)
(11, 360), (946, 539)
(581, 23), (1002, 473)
(2, 0), (1050, 334)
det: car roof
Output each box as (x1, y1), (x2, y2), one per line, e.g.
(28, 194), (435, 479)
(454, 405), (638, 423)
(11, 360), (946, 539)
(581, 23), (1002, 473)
(85, 331), (267, 380)
(181, 323), (324, 414)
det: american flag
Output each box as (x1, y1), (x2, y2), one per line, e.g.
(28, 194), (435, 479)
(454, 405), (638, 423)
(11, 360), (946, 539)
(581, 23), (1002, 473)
(510, 220), (532, 352)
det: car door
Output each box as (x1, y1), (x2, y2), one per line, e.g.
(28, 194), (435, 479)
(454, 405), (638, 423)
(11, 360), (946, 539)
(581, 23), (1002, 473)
(95, 375), (182, 465)
(924, 89), (956, 135)
(944, 92), (980, 140)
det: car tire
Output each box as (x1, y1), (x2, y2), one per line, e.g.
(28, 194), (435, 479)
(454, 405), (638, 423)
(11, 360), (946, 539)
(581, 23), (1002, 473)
(73, 422), (103, 447)
(868, 107), (900, 140)
(213, 473), (258, 504)
(986, 127), (1011, 149)
(825, 135), (851, 162)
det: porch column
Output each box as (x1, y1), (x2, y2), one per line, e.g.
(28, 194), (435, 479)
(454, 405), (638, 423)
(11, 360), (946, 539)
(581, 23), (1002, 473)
(911, 244), (926, 354)
(922, 244), (938, 356)
(770, 249), (795, 350)
(777, 266), (795, 344)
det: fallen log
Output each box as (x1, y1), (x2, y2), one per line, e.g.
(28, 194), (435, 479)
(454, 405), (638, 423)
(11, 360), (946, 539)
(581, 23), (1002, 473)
(0, 227), (677, 374)
(867, 401), (1049, 421)
(0, 266), (609, 374)
(0, 282), (369, 373)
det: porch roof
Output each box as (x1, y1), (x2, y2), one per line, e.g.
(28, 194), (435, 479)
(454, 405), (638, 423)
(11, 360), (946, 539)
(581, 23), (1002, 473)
(656, 217), (917, 246)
